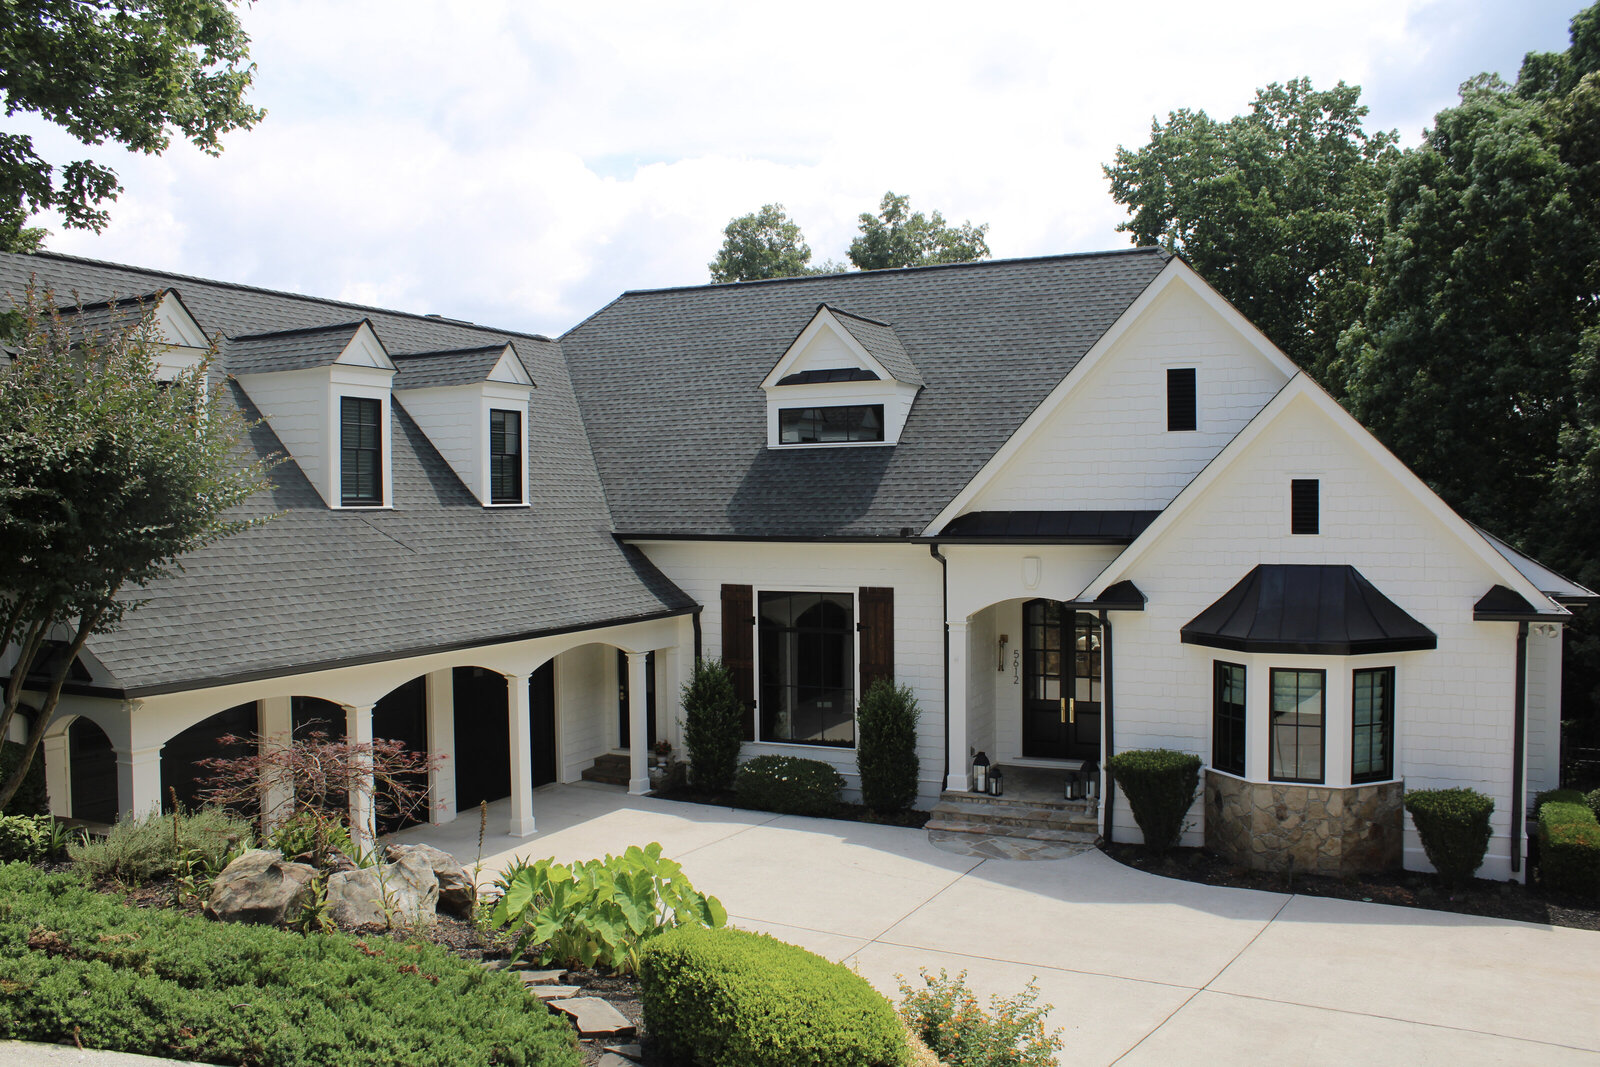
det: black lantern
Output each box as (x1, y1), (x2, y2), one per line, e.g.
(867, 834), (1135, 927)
(1066, 767), (1086, 801)
(1084, 759), (1099, 802)
(989, 765), (1005, 797)
(971, 751), (990, 794)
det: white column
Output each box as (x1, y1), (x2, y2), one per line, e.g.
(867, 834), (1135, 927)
(116, 746), (164, 819)
(344, 703), (375, 849)
(425, 669), (457, 826)
(947, 620), (970, 792)
(626, 652), (650, 795)
(258, 696), (293, 829)
(503, 671), (535, 837)
(42, 730), (70, 819)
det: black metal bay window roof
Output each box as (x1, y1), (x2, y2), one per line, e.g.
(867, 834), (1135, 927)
(1181, 564), (1437, 656)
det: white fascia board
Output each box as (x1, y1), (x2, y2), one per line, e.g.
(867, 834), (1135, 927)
(329, 363), (395, 388)
(489, 345), (535, 387)
(761, 307), (894, 388)
(153, 291), (208, 348)
(335, 321), (396, 371)
(923, 258), (1298, 535)
(1077, 375), (1566, 613)
(482, 380), (533, 404)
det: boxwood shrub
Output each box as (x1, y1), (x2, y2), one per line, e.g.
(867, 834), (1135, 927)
(856, 679), (921, 814)
(1587, 787), (1600, 821)
(682, 659), (744, 791)
(639, 926), (907, 1067)
(0, 863), (579, 1066)
(1403, 788), (1494, 887)
(1537, 800), (1600, 899)
(1105, 749), (1201, 853)
(735, 755), (845, 817)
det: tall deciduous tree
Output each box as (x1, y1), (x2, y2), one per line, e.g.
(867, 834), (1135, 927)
(708, 203), (816, 283)
(1104, 78), (1398, 386)
(0, 293), (270, 808)
(847, 191), (990, 271)
(0, 0), (264, 251)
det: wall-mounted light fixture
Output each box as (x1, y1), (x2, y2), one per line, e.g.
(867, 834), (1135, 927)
(997, 634), (1009, 671)
(1532, 623), (1561, 639)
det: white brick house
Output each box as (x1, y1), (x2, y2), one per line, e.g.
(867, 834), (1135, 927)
(1, 248), (1588, 880)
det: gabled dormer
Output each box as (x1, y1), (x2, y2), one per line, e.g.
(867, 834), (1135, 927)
(58, 289), (211, 381)
(228, 321), (397, 509)
(391, 344), (535, 506)
(760, 305), (922, 448)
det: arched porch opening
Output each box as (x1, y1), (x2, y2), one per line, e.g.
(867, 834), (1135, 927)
(160, 701), (258, 813)
(68, 716), (117, 825)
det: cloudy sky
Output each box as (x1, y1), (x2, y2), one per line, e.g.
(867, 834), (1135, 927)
(13, 0), (1583, 337)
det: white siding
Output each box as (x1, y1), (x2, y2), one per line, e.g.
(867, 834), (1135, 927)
(557, 643), (613, 782)
(236, 369), (331, 504)
(396, 388), (481, 498)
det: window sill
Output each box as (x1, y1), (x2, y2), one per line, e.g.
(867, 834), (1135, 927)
(485, 502), (530, 509)
(749, 738), (856, 752)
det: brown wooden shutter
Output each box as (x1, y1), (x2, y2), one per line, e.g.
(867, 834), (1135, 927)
(859, 586), (894, 695)
(721, 583), (756, 741)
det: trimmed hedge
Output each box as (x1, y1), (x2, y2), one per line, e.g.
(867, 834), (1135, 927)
(640, 926), (907, 1067)
(0, 814), (51, 862)
(1105, 749), (1201, 853)
(682, 659), (744, 791)
(736, 755), (845, 817)
(0, 863), (580, 1066)
(1587, 788), (1600, 822)
(1403, 788), (1494, 887)
(0, 740), (48, 816)
(856, 679), (921, 814)
(1537, 800), (1600, 899)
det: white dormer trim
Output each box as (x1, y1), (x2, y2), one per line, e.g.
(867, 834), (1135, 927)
(330, 366), (396, 509)
(391, 344), (534, 507)
(761, 307), (894, 388)
(761, 307), (919, 448)
(488, 346), (535, 387)
(148, 291), (210, 381)
(334, 322), (396, 371)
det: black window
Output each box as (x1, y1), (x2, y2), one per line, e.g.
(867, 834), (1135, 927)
(1213, 661), (1246, 776)
(1352, 667), (1395, 783)
(1291, 479), (1319, 534)
(1269, 668), (1324, 783)
(489, 409), (522, 504)
(778, 405), (884, 444)
(758, 591), (854, 746)
(1167, 367), (1197, 431)
(340, 396), (382, 506)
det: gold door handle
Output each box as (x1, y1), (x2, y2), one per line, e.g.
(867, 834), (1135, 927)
(1069, 697), (1077, 724)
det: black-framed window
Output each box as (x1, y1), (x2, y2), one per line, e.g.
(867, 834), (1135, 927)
(1291, 478), (1319, 534)
(340, 396), (382, 506)
(1213, 661), (1246, 776)
(1352, 667), (1395, 783)
(1167, 367), (1197, 431)
(778, 405), (884, 444)
(489, 409), (522, 504)
(1269, 668), (1324, 783)
(758, 591), (854, 746)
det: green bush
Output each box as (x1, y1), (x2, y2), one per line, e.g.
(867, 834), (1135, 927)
(736, 754), (845, 817)
(857, 678), (920, 814)
(1586, 787), (1600, 821)
(898, 969), (1063, 1067)
(0, 739), (49, 816)
(489, 842), (727, 974)
(0, 863), (579, 1065)
(1403, 788), (1495, 887)
(1537, 800), (1600, 898)
(682, 659), (744, 791)
(1533, 788), (1586, 816)
(1105, 749), (1201, 853)
(0, 814), (50, 862)
(640, 926), (907, 1067)
(266, 810), (358, 864)
(69, 807), (251, 886)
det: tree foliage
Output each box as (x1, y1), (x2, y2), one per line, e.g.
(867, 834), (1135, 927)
(0, 0), (264, 251)
(1104, 78), (1398, 383)
(847, 191), (990, 271)
(708, 203), (815, 283)
(0, 291), (270, 809)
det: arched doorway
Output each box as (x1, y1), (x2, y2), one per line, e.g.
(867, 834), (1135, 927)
(68, 717), (118, 824)
(161, 702), (258, 813)
(373, 677), (427, 833)
(1022, 601), (1102, 761)
(452, 663), (557, 811)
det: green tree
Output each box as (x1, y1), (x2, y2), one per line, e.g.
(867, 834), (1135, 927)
(847, 191), (990, 271)
(0, 0), (263, 251)
(680, 659), (743, 791)
(708, 203), (815, 283)
(1105, 78), (1398, 385)
(0, 292), (270, 809)
(855, 678), (920, 815)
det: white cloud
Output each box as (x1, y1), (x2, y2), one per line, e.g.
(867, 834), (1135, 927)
(26, 0), (1580, 336)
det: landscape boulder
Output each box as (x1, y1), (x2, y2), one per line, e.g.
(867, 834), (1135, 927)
(327, 853), (440, 928)
(385, 842), (476, 918)
(205, 849), (317, 926)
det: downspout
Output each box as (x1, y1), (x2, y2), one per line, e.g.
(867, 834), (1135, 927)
(692, 608), (703, 666)
(930, 543), (949, 784)
(1511, 621), (1528, 877)
(1099, 609), (1115, 843)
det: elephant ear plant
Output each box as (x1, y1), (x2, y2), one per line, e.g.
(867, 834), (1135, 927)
(489, 842), (726, 974)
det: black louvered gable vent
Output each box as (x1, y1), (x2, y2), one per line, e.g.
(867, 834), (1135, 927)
(1291, 479), (1319, 535)
(1167, 367), (1196, 431)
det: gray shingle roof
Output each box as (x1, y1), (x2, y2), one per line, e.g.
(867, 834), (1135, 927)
(53, 291), (165, 346)
(827, 307), (922, 386)
(0, 251), (695, 694)
(393, 345), (527, 390)
(225, 321), (369, 374)
(562, 249), (1171, 538)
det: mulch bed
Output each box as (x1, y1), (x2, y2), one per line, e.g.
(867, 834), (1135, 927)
(1099, 841), (1600, 931)
(651, 784), (930, 828)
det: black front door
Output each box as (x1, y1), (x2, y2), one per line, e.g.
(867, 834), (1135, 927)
(1022, 601), (1102, 761)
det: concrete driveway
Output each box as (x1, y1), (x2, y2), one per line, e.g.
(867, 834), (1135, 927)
(397, 784), (1600, 1066)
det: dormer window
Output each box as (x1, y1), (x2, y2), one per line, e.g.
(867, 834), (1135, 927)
(490, 409), (523, 504)
(340, 396), (383, 506)
(761, 305), (922, 449)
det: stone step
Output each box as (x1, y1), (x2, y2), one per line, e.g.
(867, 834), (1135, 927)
(582, 752), (632, 786)
(929, 802), (1098, 833)
(925, 819), (1099, 844)
(551, 996), (636, 1039)
(940, 789), (1097, 815)
(532, 984), (584, 1000)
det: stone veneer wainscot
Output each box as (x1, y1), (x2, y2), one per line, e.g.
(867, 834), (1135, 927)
(1204, 769), (1403, 876)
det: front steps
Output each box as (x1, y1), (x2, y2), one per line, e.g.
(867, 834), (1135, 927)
(581, 752), (631, 787)
(926, 789), (1100, 844)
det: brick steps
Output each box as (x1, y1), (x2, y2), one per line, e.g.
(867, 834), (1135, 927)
(581, 752), (631, 787)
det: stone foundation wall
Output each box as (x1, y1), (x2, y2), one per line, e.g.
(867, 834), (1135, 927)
(1204, 770), (1403, 876)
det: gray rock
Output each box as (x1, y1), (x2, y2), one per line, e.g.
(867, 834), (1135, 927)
(327, 857), (439, 928)
(531, 984), (583, 1000)
(597, 1055), (637, 1067)
(551, 996), (635, 1038)
(205, 849), (318, 926)
(385, 842), (476, 918)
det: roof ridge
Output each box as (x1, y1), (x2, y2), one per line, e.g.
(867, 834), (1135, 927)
(614, 246), (1170, 299)
(391, 343), (510, 359)
(230, 320), (367, 342)
(10, 251), (559, 345)
(821, 304), (894, 329)
(52, 289), (166, 314)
